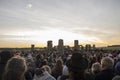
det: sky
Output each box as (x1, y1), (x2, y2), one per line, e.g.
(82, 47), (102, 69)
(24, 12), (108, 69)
(0, 0), (120, 48)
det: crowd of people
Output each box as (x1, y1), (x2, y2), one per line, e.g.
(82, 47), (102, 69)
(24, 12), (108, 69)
(0, 49), (120, 80)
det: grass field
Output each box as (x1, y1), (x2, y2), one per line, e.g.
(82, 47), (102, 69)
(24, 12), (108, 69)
(98, 47), (120, 50)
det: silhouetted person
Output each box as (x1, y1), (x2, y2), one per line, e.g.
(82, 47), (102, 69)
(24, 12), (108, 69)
(0, 51), (13, 80)
(65, 52), (88, 80)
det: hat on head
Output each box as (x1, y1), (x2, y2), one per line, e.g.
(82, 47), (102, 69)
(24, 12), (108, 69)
(66, 53), (88, 72)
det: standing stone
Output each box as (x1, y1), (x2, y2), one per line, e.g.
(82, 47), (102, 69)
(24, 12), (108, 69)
(31, 44), (35, 51)
(47, 40), (53, 56)
(58, 39), (64, 55)
(74, 40), (79, 50)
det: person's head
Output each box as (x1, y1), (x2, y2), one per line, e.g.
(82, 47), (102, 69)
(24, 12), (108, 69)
(35, 68), (43, 76)
(0, 51), (13, 64)
(3, 57), (27, 80)
(91, 62), (101, 73)
(41, 59), (48, 66)
(66, 52), (88, 80)
(56, 59), (63, 67)
(41, 65), (51, 74)
(14, 52), (21, 58)
(101, 57), (114, 70)
(40, 54), (44, 59)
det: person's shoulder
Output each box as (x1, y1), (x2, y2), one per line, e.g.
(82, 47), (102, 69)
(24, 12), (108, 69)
(42, 71), (56, 80)
(43, 76), (56, 80)
(65, 79), (72, 80)
(0, 64), (5, 74)
(95, 71), (103, 80)
(112, 75), (120, 80)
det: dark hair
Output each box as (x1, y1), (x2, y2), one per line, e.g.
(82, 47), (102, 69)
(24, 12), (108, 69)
(35, 68), (43, 76)
(66, 53), (88, 72)
(66, 53), (88, 80)
(0, 51), (13, 64)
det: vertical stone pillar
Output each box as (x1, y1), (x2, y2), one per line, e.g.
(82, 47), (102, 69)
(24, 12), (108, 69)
(74, 40), (79, 50)
(47, 40), (53, 55)
(58, 39), (64, 55)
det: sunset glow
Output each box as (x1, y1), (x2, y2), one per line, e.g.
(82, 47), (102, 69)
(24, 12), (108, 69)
(0, 0), (120, 48)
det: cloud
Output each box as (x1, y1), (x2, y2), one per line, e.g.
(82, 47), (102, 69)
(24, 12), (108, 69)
(0, 0), (120, 47)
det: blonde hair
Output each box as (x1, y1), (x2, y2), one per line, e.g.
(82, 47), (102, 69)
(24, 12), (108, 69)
(41, 65), (51, 74)
(101, 57), (114, 70)
(91, 62), (101, 73)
